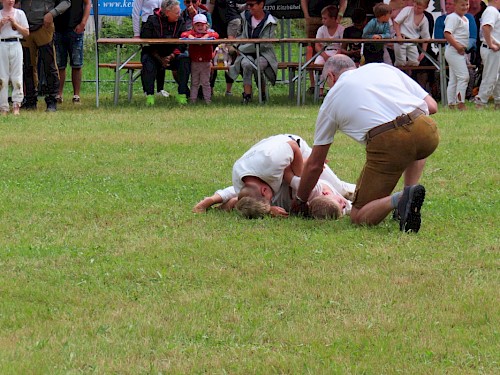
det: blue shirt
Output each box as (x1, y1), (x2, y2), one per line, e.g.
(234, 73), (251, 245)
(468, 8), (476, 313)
(362, 18), (391, 39)
(434, 13), (477, 50)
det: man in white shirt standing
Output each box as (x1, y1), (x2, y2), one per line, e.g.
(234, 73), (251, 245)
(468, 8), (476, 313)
(293, 55), (440, 233)
(473, 0), (500, 109)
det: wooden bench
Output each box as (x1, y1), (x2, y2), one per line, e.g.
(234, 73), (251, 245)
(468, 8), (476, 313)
(99, 61), (307, 102)
(99, 62), (143, 102)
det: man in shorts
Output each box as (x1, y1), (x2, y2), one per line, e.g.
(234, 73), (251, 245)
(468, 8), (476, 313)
(293, 55), (440, 233)
(54, 0), (91, 104)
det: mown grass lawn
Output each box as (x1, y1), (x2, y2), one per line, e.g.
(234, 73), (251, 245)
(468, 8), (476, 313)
(0, 92), (498, 374)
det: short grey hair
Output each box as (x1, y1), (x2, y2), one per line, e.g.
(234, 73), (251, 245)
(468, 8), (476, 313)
(321, 54), (356, 81)
(161, 0), (180, 11)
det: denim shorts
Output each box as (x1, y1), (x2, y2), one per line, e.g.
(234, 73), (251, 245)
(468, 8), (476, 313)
(54, 30), (84, 68)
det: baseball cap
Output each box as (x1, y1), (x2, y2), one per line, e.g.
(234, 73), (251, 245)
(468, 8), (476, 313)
(193, 14), (207, 24)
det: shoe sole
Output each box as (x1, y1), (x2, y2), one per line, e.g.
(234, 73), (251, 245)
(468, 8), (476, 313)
(400, 185), (425, 233)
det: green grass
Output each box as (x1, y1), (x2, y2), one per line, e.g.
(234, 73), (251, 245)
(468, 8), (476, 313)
(0, 95), (498, 374)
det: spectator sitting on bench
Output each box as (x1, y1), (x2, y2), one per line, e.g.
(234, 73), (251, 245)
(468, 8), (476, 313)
(228, 0), (278, 104)
(362, 3), (392, 64)
(313, 5), (345, 98)
(140, 0), (190, 105)
(341, 8), (367, 67)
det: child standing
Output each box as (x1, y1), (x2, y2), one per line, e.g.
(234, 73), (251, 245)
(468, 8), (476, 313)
(393, 0), (431, 66)
(0, 0), (29, 115)
(473, 0), (500, 109)
(444, 0), (470, 110)
(314, 5), (345, 97)
(362, 3), (392, 64)
(181, 14), (219, 104)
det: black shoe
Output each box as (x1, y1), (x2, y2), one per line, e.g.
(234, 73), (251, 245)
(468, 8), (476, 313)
(242, 93), (251, 104)
(392, 208), (400, 221)
(398, 185), (426, 233)
(46, 103), (57, 112)
(21, 102), (37, 110)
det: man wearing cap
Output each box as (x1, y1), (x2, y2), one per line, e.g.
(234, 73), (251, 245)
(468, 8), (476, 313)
(293, 55), (440, 233)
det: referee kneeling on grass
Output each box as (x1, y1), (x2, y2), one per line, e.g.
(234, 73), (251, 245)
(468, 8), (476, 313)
(292, 54), (440, 233)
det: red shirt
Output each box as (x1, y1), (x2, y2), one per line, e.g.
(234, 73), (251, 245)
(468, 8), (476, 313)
(180, 30), (219, 62)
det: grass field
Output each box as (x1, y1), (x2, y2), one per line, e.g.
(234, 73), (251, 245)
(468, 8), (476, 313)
(0, 90), (498, 374)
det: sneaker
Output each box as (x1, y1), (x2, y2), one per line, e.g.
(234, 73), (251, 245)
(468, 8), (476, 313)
(242, 93), (251, 104)
(175, 95), (188, 105)
(398, 185), (426, 233)
(457, 102), (467, 111)
(46, 103), (57, 112)
(448, 104), (457, 110)
(225, 91), (233, 97)
(0, 110), (8, 116)
(72, 95), (81, 104)
(13, 103), (20, 116)
(473, 97), (486, 109)
(156, 90), (170, 98)
(56, 95), (63, 104)
(146, 95), (155, 106)
(495, 103), (500, 110)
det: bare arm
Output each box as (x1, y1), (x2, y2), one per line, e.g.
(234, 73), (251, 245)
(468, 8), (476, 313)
(482, 24), (500, 51)
(75, 0), (91, 34)
(338, 0), (347, 19)
(45, 0), (71, 27)
(287, 140), (303, 178)
(444, 31), (465, 55)
(393, 21), (402, 40)
(301, 0), (310, 19)
(424, 94), (438, 114)
(296, 144), (330, 202)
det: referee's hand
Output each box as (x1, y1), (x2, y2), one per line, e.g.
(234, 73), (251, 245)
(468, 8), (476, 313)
(290, 198), (310, 217)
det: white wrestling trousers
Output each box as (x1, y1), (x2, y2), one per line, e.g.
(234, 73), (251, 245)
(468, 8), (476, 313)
(394, 43), (419, 66)
(0, 41), (24, 111)
(445, 46), (470, 105)
(477, 46), (500, 104)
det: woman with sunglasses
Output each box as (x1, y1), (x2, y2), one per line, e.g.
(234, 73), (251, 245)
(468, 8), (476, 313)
(228, 0), (278, 104)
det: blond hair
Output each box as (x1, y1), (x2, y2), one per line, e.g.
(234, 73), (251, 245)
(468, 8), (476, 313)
(235, 196), (271, 219)
(414, 0), (429, 6)
(308, 196), (342, 220)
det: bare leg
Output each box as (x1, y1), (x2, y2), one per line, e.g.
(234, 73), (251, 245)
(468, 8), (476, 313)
(403, 159), (426, 186)
(58, 69), (66, 97)
(244, 84), (252, 96)
(72, 67), (82, 96)
(350, 196), (393, 226)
